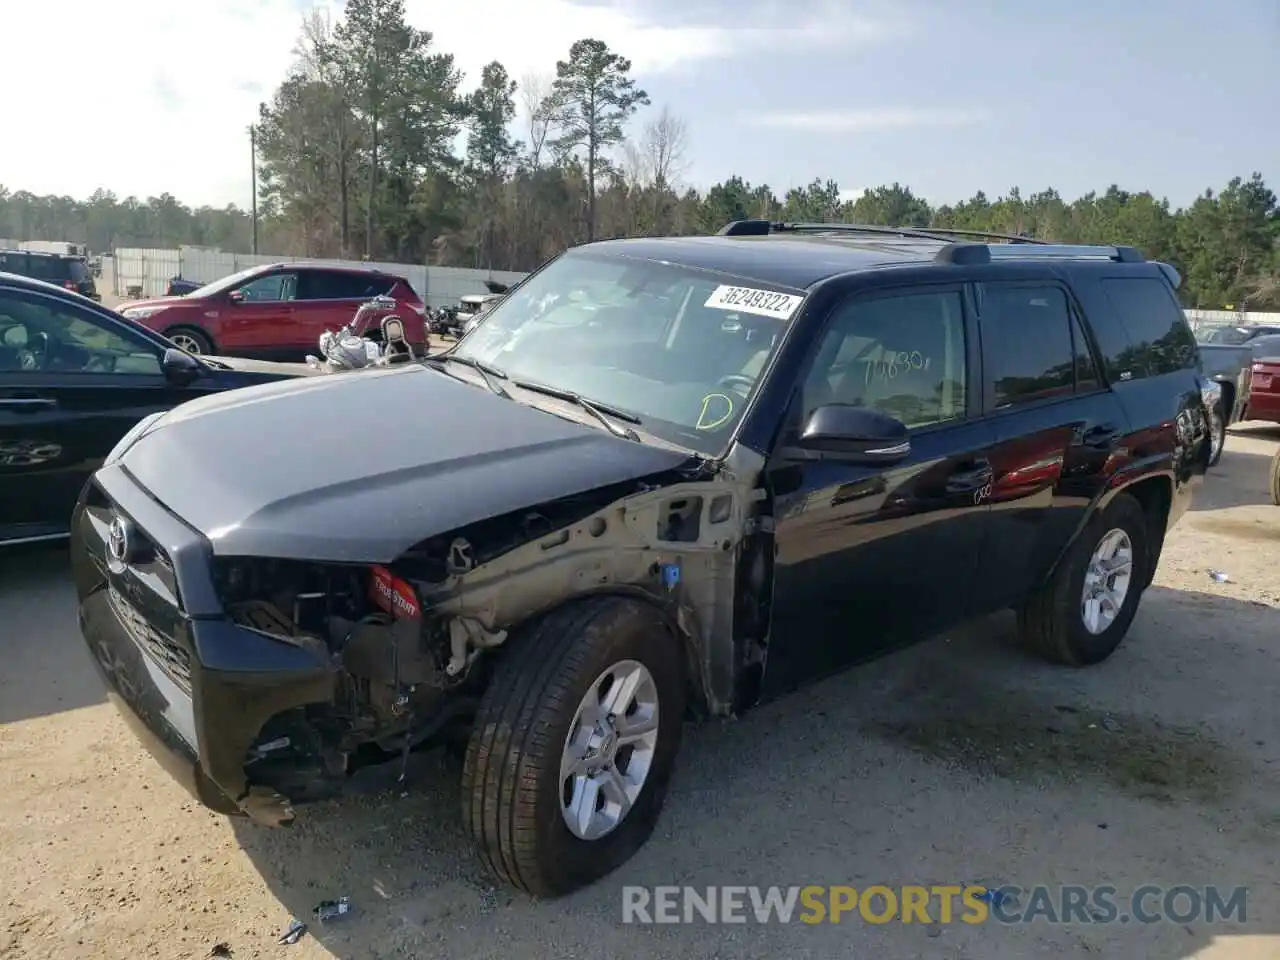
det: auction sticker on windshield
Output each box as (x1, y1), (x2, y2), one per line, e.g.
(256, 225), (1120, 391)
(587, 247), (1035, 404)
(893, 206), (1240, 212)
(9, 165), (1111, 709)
(704, 285), (803, 320)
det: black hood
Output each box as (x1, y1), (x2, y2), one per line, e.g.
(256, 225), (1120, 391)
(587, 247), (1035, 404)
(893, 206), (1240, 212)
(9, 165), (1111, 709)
(120, 363), (693, 562)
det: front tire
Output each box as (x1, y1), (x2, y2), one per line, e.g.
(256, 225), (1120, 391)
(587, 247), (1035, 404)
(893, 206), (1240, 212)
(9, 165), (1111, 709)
(164, 325), (214, 355)
(1016, 493), (1150, 666)
(461, 596), (685, 897)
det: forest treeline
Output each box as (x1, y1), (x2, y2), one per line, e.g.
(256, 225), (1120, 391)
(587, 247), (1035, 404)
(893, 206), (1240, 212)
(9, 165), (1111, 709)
(0, 0), (1275, 310)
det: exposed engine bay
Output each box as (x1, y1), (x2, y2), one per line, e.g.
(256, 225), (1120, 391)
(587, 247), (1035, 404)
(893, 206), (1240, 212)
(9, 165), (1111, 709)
(208, 442), (772, 816)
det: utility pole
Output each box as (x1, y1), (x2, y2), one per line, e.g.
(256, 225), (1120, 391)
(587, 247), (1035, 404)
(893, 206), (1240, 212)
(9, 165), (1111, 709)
(249, 121), (259, 254)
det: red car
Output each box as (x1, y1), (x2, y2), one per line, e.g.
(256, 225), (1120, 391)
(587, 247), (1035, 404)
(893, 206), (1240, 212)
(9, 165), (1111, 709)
(119, 263), (428, 360)
(1243, 357), (1280, 424)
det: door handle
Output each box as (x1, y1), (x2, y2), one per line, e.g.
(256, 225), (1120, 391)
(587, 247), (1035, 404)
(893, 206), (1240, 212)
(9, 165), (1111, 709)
(945, 459), (993, 493)
(1079, 424), (1119, 450)
(0, 396), (57, 411)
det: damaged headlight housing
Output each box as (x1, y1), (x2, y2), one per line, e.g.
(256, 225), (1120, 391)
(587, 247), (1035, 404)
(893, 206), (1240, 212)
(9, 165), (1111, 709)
(104, 410), (166, 465)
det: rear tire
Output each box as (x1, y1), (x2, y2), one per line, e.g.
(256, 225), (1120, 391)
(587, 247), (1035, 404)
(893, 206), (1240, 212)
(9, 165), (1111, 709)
(164, 326), (214, 356)
(1016, 494), (1150, 666)
(461, 596), (685, 897)
(1270, 449), (1280, 507)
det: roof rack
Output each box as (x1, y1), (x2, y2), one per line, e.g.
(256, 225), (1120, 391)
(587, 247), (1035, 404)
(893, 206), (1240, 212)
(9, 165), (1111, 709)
(717, 219), (1046, 245)
(935, 242), (1146, 265)
(715, 219), (1146, 266)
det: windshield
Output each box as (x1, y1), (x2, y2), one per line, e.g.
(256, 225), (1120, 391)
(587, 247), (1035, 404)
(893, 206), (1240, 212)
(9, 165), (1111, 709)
(188, 265), (270, 299)
(450, 249), (805, 455)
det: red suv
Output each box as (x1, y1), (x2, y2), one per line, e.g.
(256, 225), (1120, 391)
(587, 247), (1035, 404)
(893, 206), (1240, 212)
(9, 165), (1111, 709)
(119, 263), (427, 360)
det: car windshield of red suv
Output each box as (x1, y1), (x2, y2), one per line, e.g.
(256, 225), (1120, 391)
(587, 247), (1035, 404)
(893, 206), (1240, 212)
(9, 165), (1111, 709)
(187, 265), (270, 299)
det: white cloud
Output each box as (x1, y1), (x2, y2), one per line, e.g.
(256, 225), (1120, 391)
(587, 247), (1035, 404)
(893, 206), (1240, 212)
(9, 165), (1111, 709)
(747, 108), (987, 132)
(839, 187), (868, 203)
(1, 0), (908, 208)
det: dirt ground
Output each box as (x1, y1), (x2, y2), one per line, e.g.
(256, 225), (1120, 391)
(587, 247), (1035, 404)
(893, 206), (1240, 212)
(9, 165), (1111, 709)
(2, 427), (1278, 960)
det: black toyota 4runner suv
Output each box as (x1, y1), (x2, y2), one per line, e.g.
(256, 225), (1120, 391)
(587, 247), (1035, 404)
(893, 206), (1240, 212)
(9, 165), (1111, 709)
(71, 222), (1215, 897)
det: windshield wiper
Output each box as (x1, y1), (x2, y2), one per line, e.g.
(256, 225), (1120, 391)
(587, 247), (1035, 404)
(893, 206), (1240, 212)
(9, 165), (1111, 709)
(511, 379), (642, 441)
(426, 354), (511, 398)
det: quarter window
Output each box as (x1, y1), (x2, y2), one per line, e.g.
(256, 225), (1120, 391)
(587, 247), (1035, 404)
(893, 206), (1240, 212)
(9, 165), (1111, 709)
(1098, 277), (1198, 378)
(801, 289), (968, 429)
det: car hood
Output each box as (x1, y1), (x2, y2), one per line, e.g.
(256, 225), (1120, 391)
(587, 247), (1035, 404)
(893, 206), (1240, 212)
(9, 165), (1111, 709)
(119, 363), (694, 562)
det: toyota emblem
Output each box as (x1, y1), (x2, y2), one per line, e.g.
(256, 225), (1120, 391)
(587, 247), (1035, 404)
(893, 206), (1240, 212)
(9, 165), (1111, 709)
(107, 515), (132, 564)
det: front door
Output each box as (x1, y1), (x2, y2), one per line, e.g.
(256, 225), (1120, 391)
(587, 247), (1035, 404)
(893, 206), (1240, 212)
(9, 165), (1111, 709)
(761, 284), (998, 699)
(218, 271), (300, 358)
(0, 287), (194, 540)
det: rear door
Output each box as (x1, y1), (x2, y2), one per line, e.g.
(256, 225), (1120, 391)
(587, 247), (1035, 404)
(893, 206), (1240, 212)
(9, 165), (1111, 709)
(294, 270), (395, 344)
(219, 270), (300, 357)
(0, 286), (195, 540)
(973, 279), (1127, 607)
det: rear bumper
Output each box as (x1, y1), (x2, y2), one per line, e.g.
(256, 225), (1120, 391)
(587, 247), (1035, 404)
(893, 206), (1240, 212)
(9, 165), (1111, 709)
(71, 466), (337, 822)
(1242, 393), (1280, 423)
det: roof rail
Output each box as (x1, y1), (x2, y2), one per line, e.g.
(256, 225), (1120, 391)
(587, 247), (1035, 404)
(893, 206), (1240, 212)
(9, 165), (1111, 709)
(717, 220), (1045, 244)
(934, 242), (1146, 265)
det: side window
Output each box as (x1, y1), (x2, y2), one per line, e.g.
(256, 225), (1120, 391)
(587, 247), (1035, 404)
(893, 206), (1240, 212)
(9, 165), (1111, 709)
(799, 288), (968, 429)
(1098, 277), (1198, 378)
(979, 284), (1076, 409)
(0, 292), (161, 375)
(236, 272), (296, 302)
(299, 271), (393, 300)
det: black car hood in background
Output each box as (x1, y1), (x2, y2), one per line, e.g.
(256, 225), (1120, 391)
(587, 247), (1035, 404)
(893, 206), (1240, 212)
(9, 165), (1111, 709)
(119, 364), (694, 562)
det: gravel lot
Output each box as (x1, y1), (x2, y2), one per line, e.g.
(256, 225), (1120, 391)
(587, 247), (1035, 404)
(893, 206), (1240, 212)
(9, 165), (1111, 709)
(2, 426), (1278, 960)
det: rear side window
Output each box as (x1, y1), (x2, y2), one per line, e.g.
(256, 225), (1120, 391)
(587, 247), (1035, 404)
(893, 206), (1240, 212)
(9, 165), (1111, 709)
(67, 259), (90, 282)
(300, 271), (394, 299)
(979, 284), (1083, 409)
(1097, 277), (1198, 379)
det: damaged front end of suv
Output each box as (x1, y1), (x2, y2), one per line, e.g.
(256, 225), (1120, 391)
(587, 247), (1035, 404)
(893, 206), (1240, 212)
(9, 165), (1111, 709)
(73, 238), (801, 897)
(201, 443), (772, 828)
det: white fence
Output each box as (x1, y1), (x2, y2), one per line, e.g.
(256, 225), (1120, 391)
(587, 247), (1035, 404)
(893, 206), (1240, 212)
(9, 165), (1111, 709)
(110, 246), (1280, 326)
(111, 246), (526, 309)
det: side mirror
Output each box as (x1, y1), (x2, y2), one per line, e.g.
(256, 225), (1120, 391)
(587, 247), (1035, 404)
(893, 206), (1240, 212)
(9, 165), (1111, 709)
(796, 405), (910, 463)
(227, 289), (245, 304)
(161, 347), (202, 386)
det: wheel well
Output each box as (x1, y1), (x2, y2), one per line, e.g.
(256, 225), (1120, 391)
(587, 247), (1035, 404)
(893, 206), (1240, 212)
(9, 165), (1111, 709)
(486, 587), (710, 720)
(1120, 476), (1172, 588)
(1218, 380), (1235, 421)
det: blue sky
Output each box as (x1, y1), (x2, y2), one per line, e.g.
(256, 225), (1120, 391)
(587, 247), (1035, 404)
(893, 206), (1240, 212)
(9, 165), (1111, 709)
(3, 0), (1275, 210)
(648, 0), (1279, 207)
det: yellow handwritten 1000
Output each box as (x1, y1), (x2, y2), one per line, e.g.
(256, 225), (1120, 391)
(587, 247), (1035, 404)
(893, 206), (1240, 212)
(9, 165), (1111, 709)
(798, 884), (989, 924)
(863, 351), (930, 384)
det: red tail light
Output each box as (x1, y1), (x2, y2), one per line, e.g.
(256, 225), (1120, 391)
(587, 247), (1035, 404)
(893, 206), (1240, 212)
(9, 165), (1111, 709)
(64, 281), (78, 291)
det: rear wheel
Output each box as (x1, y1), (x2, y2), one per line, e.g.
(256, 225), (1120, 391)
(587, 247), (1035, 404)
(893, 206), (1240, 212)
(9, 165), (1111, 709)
(461, 596), (685, 897)
(164, 326), (213, 355)
(1016, 494), (1150, 666)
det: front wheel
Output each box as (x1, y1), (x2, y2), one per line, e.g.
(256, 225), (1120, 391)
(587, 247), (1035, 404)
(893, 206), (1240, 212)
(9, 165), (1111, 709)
(461, 596), (686, 897)
(164, 326), (214, 355)
(1016, 493), (1151, 666)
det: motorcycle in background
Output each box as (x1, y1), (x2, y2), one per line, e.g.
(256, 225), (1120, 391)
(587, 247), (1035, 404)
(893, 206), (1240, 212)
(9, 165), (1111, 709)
(307, 295), (419, 372)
